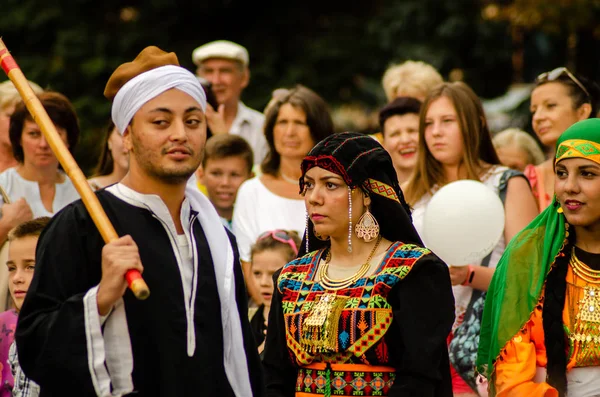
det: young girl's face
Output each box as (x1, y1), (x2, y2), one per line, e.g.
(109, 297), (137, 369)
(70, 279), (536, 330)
(251, 249), (289, 307)
(6, 236), (38, 312)
(424, 96), (465, 167)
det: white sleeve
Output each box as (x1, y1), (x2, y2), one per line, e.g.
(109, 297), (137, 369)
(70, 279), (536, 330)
(83, 286), (133, 397)
(0, 172), (9, 207)
(232, 181), (257, 262)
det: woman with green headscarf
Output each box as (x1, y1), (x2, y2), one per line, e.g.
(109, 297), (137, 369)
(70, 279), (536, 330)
(478, 118), (600, 396)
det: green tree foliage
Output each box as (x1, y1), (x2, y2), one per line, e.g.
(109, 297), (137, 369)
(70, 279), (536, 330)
(0, 0), (539, 172)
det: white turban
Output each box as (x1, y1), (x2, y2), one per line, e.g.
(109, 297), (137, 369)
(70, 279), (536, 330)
(111, 65), (207, 135)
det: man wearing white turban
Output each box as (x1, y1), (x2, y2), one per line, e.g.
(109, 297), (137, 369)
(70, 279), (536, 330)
(15, 47), (263, 397)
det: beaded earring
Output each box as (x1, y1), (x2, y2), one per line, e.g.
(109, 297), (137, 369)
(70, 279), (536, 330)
(305, 212), (310, 253)
(347, 186), (353, 253)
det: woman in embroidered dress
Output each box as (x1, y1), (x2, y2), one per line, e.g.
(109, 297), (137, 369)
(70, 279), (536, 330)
(263, 132), (455, 397)
(403, 82), (539, 395)
(526, 67), (599, 211)
(478, 118), (600, 396)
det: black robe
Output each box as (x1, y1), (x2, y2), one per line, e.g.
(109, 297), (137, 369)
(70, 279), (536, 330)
(15, 190), (263, 396)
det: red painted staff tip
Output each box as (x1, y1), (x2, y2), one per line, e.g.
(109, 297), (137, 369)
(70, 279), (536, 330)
(0, 52), (18, 75)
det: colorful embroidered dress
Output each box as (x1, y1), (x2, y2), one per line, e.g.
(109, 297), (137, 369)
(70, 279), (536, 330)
(264, 242), (454, 397)
(264, 132), (454, 397)
(478, 119), (600, 396)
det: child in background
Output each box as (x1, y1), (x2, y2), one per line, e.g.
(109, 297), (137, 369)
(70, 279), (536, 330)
(1, 217), (49, 396)
(196, 134), (254, 231)
(249, 230), (301, 354)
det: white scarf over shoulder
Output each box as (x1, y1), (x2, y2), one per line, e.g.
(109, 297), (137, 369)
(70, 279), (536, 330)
(83, 66), (252, 396)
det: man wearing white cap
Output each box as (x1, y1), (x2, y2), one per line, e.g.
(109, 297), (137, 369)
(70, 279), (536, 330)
(15, 46), (263, 397)
(193, 40), (267, 165)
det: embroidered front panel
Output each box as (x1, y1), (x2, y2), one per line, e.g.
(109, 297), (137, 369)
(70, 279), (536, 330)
(278, 243), (429, 365)
(296, 366), (396, 396)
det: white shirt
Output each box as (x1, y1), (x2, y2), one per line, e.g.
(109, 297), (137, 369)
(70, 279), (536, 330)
(0, 167), (80, 217)
(232, 177), (306, 262)
(108, 184), (196, 320)
(229, 102), (267, 165)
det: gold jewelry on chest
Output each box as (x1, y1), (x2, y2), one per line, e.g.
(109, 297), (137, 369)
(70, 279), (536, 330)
(300, 236), (383, 354)
(567, 248), (600, 366)
(571, 248), (600, 285)
(318, 235), (382, 291)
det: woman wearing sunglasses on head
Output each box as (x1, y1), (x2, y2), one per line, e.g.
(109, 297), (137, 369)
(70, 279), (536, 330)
(478, 119), (600, 396)
(249, 230), (302, 356)
(527, 67), (600, 210)
(263, 132), (455, 397)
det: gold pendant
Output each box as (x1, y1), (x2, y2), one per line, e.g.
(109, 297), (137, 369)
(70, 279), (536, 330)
(301, 293), (348, 354)
(304, 293), (337, 327)
(578, 286), (600, 323)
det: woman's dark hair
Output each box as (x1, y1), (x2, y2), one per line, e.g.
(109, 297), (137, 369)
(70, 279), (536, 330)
(542, 224), (572, 396)
(379, 96), (422, 132)
(261, 85), (334, 176)
(93, 120), (117, 177)
(535, 71), (600, 117)
(9, 91), (80, 163)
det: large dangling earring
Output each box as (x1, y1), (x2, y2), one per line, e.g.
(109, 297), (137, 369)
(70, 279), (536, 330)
(347, 187), (353, 253)
(355, 206), (380, 243)
(305, 212), (310, 254)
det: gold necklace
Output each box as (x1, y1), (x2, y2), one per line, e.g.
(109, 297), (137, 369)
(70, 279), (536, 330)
(318, 236), (382, 291)
(571, 248), (600, 284)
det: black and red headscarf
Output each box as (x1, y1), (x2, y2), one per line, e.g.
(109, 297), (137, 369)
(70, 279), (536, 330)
(299, 132), (422, 255)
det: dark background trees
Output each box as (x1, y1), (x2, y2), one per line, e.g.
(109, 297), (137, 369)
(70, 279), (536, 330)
(1, 0), (599, 172)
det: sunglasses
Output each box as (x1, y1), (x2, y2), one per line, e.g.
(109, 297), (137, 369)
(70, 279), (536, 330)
(257, 230), (298, 255)
(536, 67), (591, 100)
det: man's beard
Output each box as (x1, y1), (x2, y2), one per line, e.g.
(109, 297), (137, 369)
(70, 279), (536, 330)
(144, 163), (196, 185)
(131, 137), (201, 185)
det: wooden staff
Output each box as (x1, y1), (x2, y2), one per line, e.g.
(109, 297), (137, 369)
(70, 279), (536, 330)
(0, 39), (150, 300)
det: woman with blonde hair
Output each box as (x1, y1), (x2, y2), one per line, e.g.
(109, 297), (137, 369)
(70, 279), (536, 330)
(374, 61), (442, 144)
(404, 82), (538, 395)
(381, 60), (443, 102)
(492, 128), (545, 171)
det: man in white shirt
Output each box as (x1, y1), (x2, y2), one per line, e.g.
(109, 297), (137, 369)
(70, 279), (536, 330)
(193, 40), (267, 165)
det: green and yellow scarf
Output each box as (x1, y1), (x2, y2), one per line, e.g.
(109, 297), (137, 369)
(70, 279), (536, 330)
(477, 119), (600, 383)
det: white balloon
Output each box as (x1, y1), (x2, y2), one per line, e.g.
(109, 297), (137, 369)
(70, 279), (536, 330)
(422, 180), (505, 266)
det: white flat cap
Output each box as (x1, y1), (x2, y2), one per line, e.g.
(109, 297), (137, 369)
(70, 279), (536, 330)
(192, 40), (249, 67)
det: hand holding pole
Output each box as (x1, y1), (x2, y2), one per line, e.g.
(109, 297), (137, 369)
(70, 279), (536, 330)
(0, 38), (150, 300)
